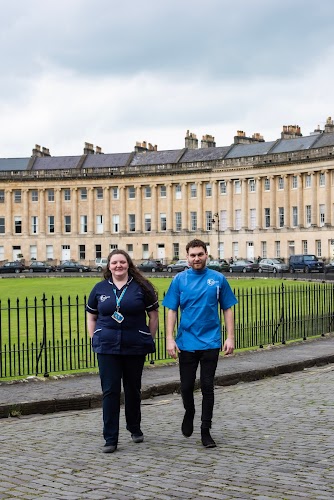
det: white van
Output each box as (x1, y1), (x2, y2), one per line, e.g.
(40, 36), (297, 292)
(95, 258), (108, 272)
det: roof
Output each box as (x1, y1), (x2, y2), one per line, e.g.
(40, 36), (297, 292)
(0, 158), (30, 171)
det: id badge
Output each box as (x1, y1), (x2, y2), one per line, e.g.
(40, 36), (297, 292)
(112, 311), (124, 323)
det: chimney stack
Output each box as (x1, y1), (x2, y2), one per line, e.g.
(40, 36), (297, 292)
(95, 146), (103, 154)
(201, 134), (216, 148)
(185, 130), (198, 149)
(324, 116), (334, 134)
(84, 142), (95, 154)
(234, 131), (264, 145)
(281, 125), (302, 139)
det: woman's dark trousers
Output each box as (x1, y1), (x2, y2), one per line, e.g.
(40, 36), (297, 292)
(179, 349), (220, 429)
(97, 353), (146, 445)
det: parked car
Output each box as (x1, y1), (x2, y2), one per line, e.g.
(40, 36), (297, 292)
(0, 261), (26, 274)
(28, 261), (56, 273)
(258, 258), (289, 274)
(167, 260), (190, 273)
(207, 259), (230, 272)
(137, 259), (164, 272)
(56, 261), (91, 272)
(229, 259), (260, 273)
(94, 258), (108, 272)
(289, 254), (324, 273)
(324, 260), (334, 273)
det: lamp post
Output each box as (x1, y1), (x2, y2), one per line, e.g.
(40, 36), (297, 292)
(212, 212), (220, 260)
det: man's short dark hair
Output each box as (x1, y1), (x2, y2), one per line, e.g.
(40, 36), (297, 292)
(186, 239), (207, 253)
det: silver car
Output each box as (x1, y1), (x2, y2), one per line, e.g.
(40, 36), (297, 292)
(258, 258), (289, 274)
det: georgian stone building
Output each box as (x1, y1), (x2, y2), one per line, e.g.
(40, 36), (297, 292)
(1, 118), (334, 265)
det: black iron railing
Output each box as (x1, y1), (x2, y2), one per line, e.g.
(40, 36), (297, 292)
(1, 282), (334, 379)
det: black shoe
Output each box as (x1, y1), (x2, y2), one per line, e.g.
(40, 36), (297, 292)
(102, 444), (117, 453)
(131, 431), (144, 443)
(201, 429), (216, 448)
(181, 412), (194, 437)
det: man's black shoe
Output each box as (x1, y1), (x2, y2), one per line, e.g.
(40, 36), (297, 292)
(181, 412), (194, 437)
(102, 444), (117, 453)
(201, 429), (217, 448)
(131, 432), (144, 443)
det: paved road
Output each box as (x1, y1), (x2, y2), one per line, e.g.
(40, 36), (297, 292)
(1, 364), (334, 499)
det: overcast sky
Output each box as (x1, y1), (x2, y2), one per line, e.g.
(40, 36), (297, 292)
(1, 0), (334, 158)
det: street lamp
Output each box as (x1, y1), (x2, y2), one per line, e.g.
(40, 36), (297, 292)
(211, 212), (220, 259)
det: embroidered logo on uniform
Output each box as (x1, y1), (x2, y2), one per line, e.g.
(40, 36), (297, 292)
(207, 279), (219, 286)
(100, 295), (111, 302)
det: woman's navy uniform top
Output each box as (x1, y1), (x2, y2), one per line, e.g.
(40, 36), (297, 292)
(86, 277), (158, 355)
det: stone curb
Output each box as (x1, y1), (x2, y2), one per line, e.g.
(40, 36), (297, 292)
(2, 353), (334, 419)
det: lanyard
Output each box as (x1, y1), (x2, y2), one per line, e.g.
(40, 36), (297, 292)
(113, 287), (127, 311)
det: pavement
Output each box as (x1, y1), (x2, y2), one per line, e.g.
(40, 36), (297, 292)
(1, 335), (334, 418)
(1, 336), (334, 499)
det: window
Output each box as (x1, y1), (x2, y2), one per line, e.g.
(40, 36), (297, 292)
(112, 187), (119, 200)
(221, 210), (227, 231)
(31, 216), (38, 234)
(110, 244), (118, 252)
(205, 183), (212, 197)
(278, 207), (284, 228)
(175, 184), (182, 199)
(129, 214), (136, 232)
(250, 208), (256, 229)
(142, 244), (149, 259)
(190, 184), (197, 198)
(160, 213), (166, 231)
(319, 173), (325, 187)
(31, 190), (38, 202)
(205, 211), (212, 231)
(127, 244), (133, 256)
(305, 175), (311, 188)
(160, 185), (166, 198)
(264, 208), (270, 228)
(0, 190), (4, 203)
(79, 245), (86, 260)
(95, 245), (102, 259)
(319, 204), (325, 227)
(264, 178), (270, 191)
(64, 215), (71, 233)
(48, 189), (54, 202)
(96, 187), (103, 200)
(278, 177), (284, 190)
(80, 188), (87, 200)
(292, 176), (298, 189)
(275, 241), (281, 258)
(175, 212), (182, 231)
(14, 216), (22, 234)
(261, 241), (267, 258)
(249, 179), (256, 192)
(128, 186), (135, 199)
(235, 209), (241, 230)
(190, 211), (197, 231)
(14, 190), (21, 203)
(219, 181), (227, 195)
(305, 205), (311, 226)
(96, 215), (103, 234)
(292, 206), (298, 227)
(232, 242), (239, 259)
(316, 240), (322, 257)
(46, 245), (53, 260)
(0, 217), (5, 234)
(112, 215), (119, 233)
(64, 189), (71, 201)
(144, 214), (151, 232)
(30, 245), (37, 260)
(80, 215), (87, 234)
(48, 216), (55, 233)
(234, 180), (241, 194)
(302, 240), (308, 254)
(144, 186), (151, 198)
(173, 242), (179, 259)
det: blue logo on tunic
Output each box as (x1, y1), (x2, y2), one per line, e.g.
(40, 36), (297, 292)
(207, 279), (218, 286)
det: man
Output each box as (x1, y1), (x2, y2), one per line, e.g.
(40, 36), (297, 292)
(163, 239), (237, 448)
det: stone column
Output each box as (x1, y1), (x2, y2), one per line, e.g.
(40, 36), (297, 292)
(167, 183), (173, 231)
(256, 177), (262, 229)
(22, 189), (29, 235)
(284, 175), (290, 227)
(270, 176), (276, 228)
(197, 182), (203, 231)
(297, 174), (304, 227)
(311, 173), (317, 226)
(120, 186), (126, 233)
(39, 189), (45, 235)
(5, 189), (12, 236)
(87, 187), (94, 234)
(181, 182), (188, 231)
(212, 180), (218, 216)
(151, 184), (157, 231)
(325, 170), (332, 225)
(241, 179), (248, 228)
(104, 187), (110, 234)
(55, 188), (62, 234)
(71, 188), (78, 235)
(136, 186), (142, 232)
(227, 180), (233, 229)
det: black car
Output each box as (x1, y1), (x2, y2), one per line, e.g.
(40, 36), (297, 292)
(0, 261), (26, 274)
(137, 260), (164, 272)
(207, 259), (230, 272)
(324, 260), (334, 273)
(28, 261), (56, 273)
(229, 259), (260, 273)
(56, 261), (91, 272)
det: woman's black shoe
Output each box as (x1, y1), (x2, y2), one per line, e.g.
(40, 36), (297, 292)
(181, 412), (194, 437)
(201, 429), (216, 448)
(102, 444), (117, 453)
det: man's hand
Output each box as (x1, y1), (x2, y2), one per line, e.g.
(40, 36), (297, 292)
(223, 337), (234, 355)
(166, 338), (180, 359)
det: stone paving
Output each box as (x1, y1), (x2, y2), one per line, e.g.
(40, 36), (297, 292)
(1, 364), (334, 499)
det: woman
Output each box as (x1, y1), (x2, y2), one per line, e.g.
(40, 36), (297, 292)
(86, 249), (159, 453)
